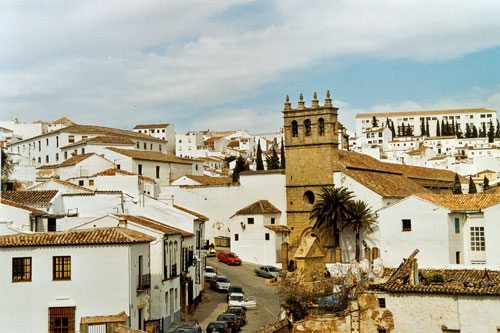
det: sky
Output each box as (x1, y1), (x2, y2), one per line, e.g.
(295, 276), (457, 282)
(2, 0), (500, 134)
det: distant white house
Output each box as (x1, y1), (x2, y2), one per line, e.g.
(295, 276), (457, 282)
(377, 193), (500, 267)
(133, 123), (176, 154)
(59, 135), (136, 157)
(35, 153), (115, 181)
(229, 200), (288, 266)
(0, 227), (154, 332)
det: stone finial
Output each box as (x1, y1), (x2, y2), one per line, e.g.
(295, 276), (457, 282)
(325, 90), (332, 107)
(284, 95), (292, 111)
(312, 92), (319, 107)
(297, 93), (305, 110)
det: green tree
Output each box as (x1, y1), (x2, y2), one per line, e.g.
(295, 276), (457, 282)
(487, 120), (495, 143)
(343, 200), (376, 261)
(390, 120), (396, 137)
(472, 125), (478, 138)
(496, 120), (500, 138)
(1, 149), (13, 182)
(310, 187), (354, 248)
(441, 119), (446, 135)
(406, 124), (413, 136)
(372, 116), (379, 127)
(280, 137), (286, 169)
(453, 173), (462, 194)
(480, 122), (487, 137)
(425, 119), (430, 136)
(266, 147), (280, 170)
(401, 123), (406, 136)
(451, 118), (456, 135)
(232, 155), (248, 182)
(436, 120), (440, 136)
(456, 123), (463, 139)
(483, 176), (490, 191)
(468, 175), (477, 194)
(256, 141), (264, 170)
(420, 118), (425, 136)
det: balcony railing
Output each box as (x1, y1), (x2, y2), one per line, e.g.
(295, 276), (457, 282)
(137, 273), (151, 291)
(171, 264), (177, 277)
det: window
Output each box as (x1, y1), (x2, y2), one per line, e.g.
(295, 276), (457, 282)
(53, 256), (71, 280)
(377, 298), (386, 308)
(81, 148), (85, 154)
(487, 114), (492, 118)
(38, 140), (41, 151)
(156, 166), (160, 178)
(49, 307), (75, 333)
(12, 257), (31, 282)
(48, 218), (56, 232)
(79, 180), (84, 186)
(318, 118), (325, 136)
(138, 164), (143, 175)
(159, 144), (162, 152)
(150, 143), (153, 150)
(116, 164), (120, 170)
(64, 152), (68, 160)
(162, 129), (166, 133)
(378, 330), (387, 333)
(235, 234), (239, 241)
(292, 121), (298, 137)
(89, 179), (94, 186)
(247, 218), (254, 224)
(136, 142), (140, 149)
(46, 138), (49, 146)
(68, 135), (74, 143)
(480, 114), (486, 118)
(456, 251), (460, 264)
(271, 218), (275, 225)
(55, 153), (59, 162)
(265, 233), (270, 241)
(143, 142), (147, 149)
(470, 227), (485, 251)
(304, 119), (312, 136)
(56, 136), (59, 147)
(402, 219), (411, 232)
(454, 218), (460, 233)
(46, 155), (49, 163)
(303, 191), (315, 205)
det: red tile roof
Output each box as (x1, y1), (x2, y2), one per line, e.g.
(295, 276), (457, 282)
(356, 108), (495, 118)
(415, 193), (500, 211)
(92, 168), (156, 184)
(58, 153), (96, 167)
(1, 198), (48, 214)
(114, 215), (193, 236)
(133, 124), (171, 129)
(173, 205), (208, 220)
(265, 225), (290, 232)
(233, 200), (281, 216)
(106, 148), (193, 165)
(1, 190), (59, 205)
(0, 227), (154, 247)
(61, 135), (135, 149)
(181, 175), (233, 186)
(53, 117), (76, 124)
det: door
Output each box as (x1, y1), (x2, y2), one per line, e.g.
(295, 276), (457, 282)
(49, 307), (75, 333)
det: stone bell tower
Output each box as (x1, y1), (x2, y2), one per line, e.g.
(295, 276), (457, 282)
(283, 91), (339, 261)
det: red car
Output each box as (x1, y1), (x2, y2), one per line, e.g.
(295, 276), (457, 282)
(217, 251), (242, 265)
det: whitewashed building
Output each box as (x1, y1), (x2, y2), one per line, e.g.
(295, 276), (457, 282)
(0, 227), (154, 332)
(175, 131), (205, 158)
(133, 124), (176, 154)
(229, 200), (288, 266)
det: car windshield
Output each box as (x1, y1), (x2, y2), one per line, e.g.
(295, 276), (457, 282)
(267, 267), (279, 272)
(230, 286), (242, 292)
(217, 277), (229, 283)
(208, 323), (225, 329)
(230, 296), (244, 302)
(218, 315), (234, 321)
(227, 308), (242, 314)
(206, 268), (216, 273)
(226, 253), (237, 258)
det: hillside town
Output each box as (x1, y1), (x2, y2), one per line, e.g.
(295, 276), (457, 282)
(1, 91), (500, 332)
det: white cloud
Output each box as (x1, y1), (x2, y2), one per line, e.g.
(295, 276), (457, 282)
(1, 1), (500, 129)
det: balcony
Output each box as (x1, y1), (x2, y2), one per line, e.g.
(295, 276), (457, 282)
(137, 273), (151, 291)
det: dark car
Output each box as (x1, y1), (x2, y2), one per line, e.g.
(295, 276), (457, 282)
(226, 285), (243, 302)
(174, 324), (204, 333)
(216, 313), (240, 332)
(206, 321), (231, 333)
(225, 306), (246, 326)
(217, 251), (242, 265)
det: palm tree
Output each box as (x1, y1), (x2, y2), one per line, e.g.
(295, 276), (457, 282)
(344, 200), (376, 261)
(310, 187), (354, 248)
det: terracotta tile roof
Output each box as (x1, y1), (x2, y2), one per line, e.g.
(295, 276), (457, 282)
(81, 311), (128, 324)
(227, 140), (240, 148)
(53, 117), (76, 124)
(92, 168), (156, 183)
(374, 255), (500, 296)
(62, 124), (165, 142)
(173, 205), (209, 221)
(343, 168), (430, 197)
(46, 178), (94, 192)
(0, 227), (154, 247)
(265, 225), (290, 232)
(428, 155), (448, 161)
(1, 190), (59, 205)
(484, 186), (500, 194)
(477, 169), (496, 174)
(62, 136), (135, 148)
(415, 193), (500, 211)
(1, 198), (48, 214)
(106, 148), (193, 165)
(406, 146), (429, 156)
(355, 108), (495, 118)
(204, 136), (223, 143)
(182, 175), (233, 186)
(133, 124), (171, 129)
(58, 153), (96, 167)
(233, 200), (281, 217)
(114, 215), (193, 236)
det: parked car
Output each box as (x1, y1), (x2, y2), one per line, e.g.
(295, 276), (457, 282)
(225, 306), (246, 326)
(217, 251), (242, 265)
(205, 266), (217, 281)
(254, 265), (283, 278)
(206, 248), (217, 257)
(206, 321), (231, 333)
(210, 275), (231, 292)
(216, 313), (240, 333)
(227, 292), (257, 308)
(226, 285), (243, 302)
(173, 324), (205, 333)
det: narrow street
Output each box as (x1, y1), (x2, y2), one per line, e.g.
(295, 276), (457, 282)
(185, 257), (282, 332)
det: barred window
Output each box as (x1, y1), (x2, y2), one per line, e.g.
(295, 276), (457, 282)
(53, 256), (71, 280)
(12, 257), (31, 282)
(470, 227), (485, 251)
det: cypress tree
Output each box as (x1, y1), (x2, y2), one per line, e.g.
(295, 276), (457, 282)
(436, 120), (441, 136)
(232, 155), (248, 182)
(468, 176), (477, 194)
(456, 123), (462, 139)
(472, 125), (478, 138)
(487, 120), (495, 143)
(401, 123), (406, 136)
(483, 176), (490, 191)
(266, 147), (280, 170)
(390, 120), (396, 137)
(425, 119), (430, 136)
(441, 119), (445, 136)
(420, 118), (425, 137)
(465, 124), (471, 138)
(372, 116), (379, 127)
(453, 173), (462, 194)
(451, 118), (455, 135)
(481, 122), (487, 137)
(280, 137), (285, 169)
(256, 141), (264, 170)
(496, 120), (500, 138)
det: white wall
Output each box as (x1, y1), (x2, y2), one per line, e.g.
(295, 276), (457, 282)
(58, 155), (114, 180)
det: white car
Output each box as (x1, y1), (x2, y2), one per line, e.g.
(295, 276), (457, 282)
(205, 265), (216, 281)
(228, 292), (256, 308)
(210, 275), (230, 292)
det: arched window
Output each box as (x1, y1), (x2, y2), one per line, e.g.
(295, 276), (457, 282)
(292, 120), (298, 137)
(304, 119), (312, 136)
(318, 118), (325, 136)
(169, 241), (173, 276)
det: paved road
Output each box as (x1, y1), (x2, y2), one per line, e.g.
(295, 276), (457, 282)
(185, 257), (282, 332)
